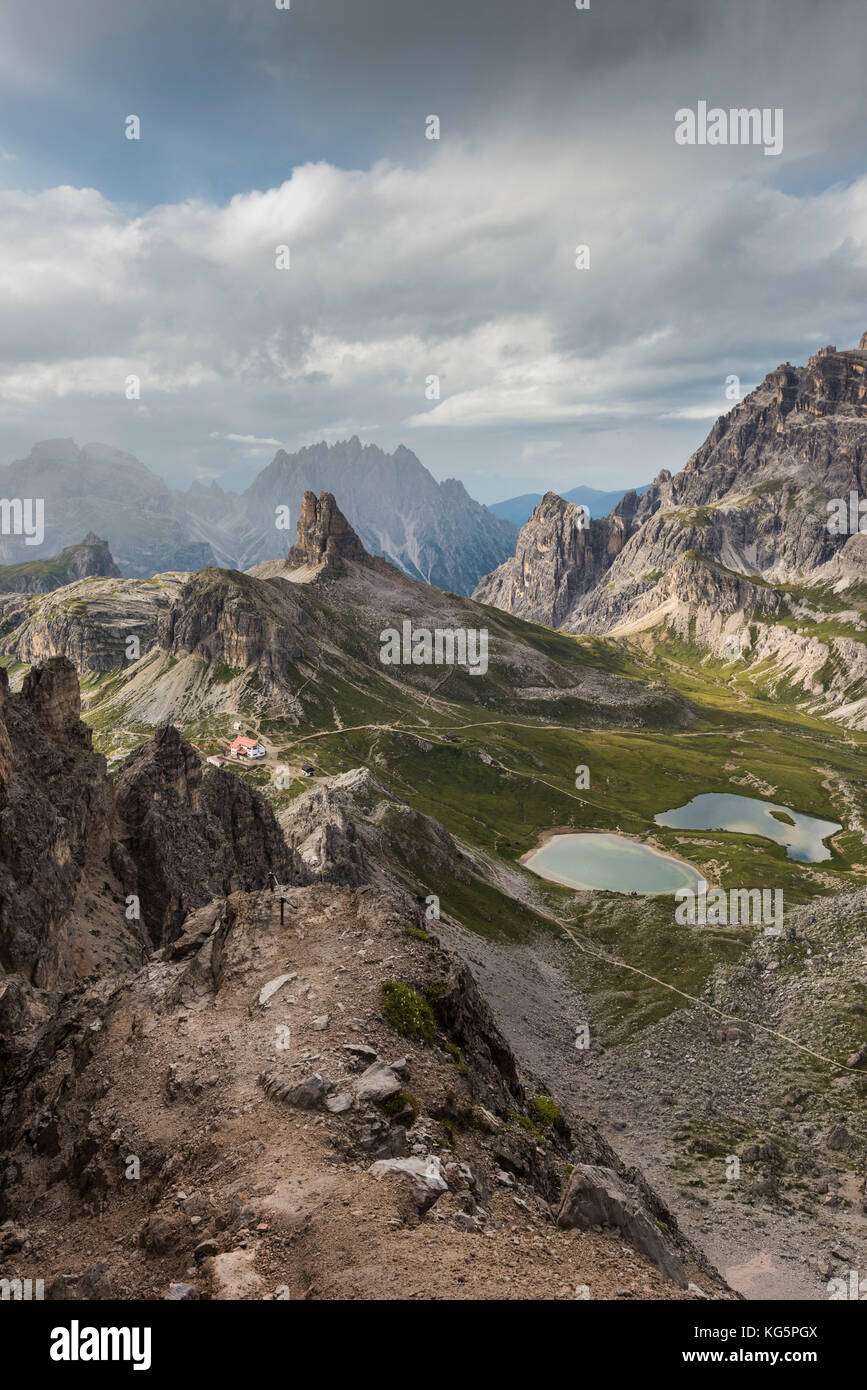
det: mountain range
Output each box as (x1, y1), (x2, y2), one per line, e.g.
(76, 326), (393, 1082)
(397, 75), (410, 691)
(476, 334), (867, 727)
(2, 333), (867, 1303)
(0, 436), (517, 597)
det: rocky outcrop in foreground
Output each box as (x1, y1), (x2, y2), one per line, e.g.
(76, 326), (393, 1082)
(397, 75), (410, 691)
(113, 725), (305, 947)
(0, 881), (728, 1300)
(0, 659), (301, 1076)
(0, 659), (141, 1029)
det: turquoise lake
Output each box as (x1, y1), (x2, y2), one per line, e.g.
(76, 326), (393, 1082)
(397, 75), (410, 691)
(522, 832), (705, 895)
(654, 792), (841, 863)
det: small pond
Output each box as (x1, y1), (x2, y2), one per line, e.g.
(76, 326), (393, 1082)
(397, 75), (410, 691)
(521, 832), (704, 895)
(654, 792), (840, 863)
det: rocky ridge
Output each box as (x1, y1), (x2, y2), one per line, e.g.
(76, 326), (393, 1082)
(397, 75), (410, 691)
(0, 659), (303, 1078)
(0, 653), (738, 1302)
(1, 436), (516, 596)
(0, 493), (692, 738)
(474, 336), (867, 722)
(0, 848), (728, 1301)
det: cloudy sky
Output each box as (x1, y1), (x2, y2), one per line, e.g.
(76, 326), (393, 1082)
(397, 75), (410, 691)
(1, 0), (866, 502)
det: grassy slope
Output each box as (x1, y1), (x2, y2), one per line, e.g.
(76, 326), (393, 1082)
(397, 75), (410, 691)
(66, 579), (867, 1060)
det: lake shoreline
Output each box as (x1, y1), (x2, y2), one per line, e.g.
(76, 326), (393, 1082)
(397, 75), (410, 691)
(518, 827), (709, 894)
(655, 792), (841, 863)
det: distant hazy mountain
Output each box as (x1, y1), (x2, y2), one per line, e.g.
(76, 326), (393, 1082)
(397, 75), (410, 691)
(491, 483), (650, 529)
(180, 436), (518, 595)
(0, 440), (216, 577)
(2, 436), (516, 596)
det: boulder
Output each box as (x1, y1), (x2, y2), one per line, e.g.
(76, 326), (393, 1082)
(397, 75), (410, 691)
(325, 1093), (353, 1114)
(257, 973), (295, 1007)
(557, 1164), (688, 1288)
(354, 1061), (403, 1104)
(46, 1262), (113, 1300)
(259, 1070), (326, 1109)
(369, 1156), (448, 1214)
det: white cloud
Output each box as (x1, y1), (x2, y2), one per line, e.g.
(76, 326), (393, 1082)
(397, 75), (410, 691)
(214, 432), (284, 446)
(1, 136), (867, 471)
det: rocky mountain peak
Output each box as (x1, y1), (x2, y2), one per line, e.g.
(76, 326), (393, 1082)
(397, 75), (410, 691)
(0, 534), (121, 595)
(114, 722), (204, 818)
(288, 490), (369, 570)
(473, 489), (633, 627)
(476, 330), (867, 723)
(63, 534), (122, 582)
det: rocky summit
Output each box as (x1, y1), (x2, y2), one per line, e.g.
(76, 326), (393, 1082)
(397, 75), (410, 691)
(475, 333), (867, 727)
(474, 490), (639, 627)
(0, 534), (121, 594)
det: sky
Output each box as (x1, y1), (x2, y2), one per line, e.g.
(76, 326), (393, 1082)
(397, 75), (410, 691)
(1, 0), (867, 503)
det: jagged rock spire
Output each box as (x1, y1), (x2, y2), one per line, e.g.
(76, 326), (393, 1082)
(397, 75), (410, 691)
(288, 491), (367, 569)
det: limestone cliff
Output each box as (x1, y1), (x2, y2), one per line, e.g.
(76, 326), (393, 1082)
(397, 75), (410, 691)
(288, 490), (369, 571)
(474, 491), (636, 627)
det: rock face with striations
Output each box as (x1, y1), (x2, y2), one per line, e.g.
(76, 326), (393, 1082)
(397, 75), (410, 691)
(557, 1164), (688, 1287)
(562, 338), (867, 638)
(0, 659), (140, 990)
(288, 491), (369, 571)
(0, 660), (147, 1075)
(474, 492), (636, 627)
(0, 572), (182, 674)
(158, 566), (317, 688)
